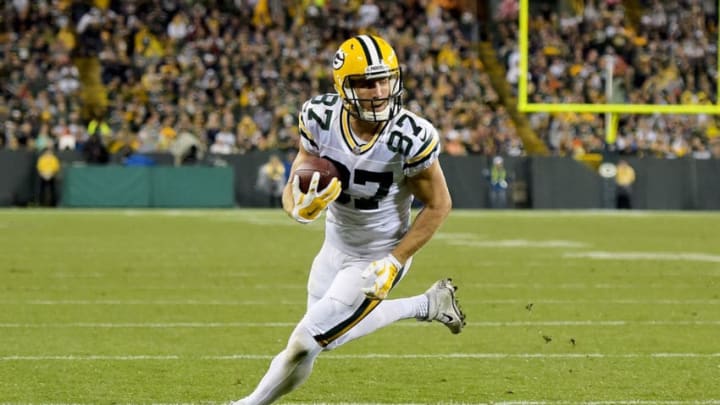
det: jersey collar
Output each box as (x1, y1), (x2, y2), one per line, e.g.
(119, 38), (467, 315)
(340, 108), (388, 155)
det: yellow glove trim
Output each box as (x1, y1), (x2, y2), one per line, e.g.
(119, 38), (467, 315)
(361, 254), (402, 300)
(291, 174), (341, 223)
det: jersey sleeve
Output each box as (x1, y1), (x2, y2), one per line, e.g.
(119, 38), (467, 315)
(403, 125), (441, 177)
(298, 99), (320, 154)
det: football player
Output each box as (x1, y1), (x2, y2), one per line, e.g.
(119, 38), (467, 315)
(231, 34), (465, 405)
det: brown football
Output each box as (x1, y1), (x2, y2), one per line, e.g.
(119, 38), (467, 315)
(293, 156), (341, 193)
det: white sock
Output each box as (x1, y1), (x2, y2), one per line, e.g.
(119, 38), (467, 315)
(416, 293), (429, 320)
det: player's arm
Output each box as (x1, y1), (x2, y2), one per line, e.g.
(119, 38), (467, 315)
(360, 160), (451, 300)
(391, 160), (452, 264)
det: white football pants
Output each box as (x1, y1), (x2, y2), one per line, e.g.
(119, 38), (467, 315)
(235, 241), (427, 405)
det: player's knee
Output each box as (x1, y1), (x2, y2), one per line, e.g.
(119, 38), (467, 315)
(286, 344), (310, 363)
(285, 327), (321, 363)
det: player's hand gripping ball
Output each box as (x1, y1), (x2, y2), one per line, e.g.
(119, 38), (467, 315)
(291, 156), (342, 224)
(293, 156), (341, 193)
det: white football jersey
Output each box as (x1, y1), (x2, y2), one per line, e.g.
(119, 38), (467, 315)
(298, 93), (441, 257)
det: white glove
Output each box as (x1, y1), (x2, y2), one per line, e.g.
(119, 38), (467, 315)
(361, 254), (402, 300)
(291, 172), (341, 224)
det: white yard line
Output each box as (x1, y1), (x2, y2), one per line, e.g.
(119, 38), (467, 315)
(11, 208), (718, 218)
(38, 272), (253, 278)
(0, 322), (298, 328)
(492, 402), (720, 405)
(565, 251), (720, 263)
(288, 401), (720, 404)
(449, 240), (589, 248)
(465, 299), (720, 305)
(6, 282), (716, 291)
(1, 353), (719, 361)
(1, 299), (717, 305)
(448, 209), (720, 218)
(1, 320), (719, 328)
(203, 353), (720, 360)
(464, 283), (713, 289)
(0, 299), (301, 305)
(4, 399), (718, 405)
(0, 355), (181, 360)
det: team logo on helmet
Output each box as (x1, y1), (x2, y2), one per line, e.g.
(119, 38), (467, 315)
(333, 50), (345, 70)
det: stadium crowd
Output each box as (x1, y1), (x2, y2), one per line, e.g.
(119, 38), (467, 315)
(1, 0), (719, 161)
(497, 0), (720, 159)
(0, 0), (520, 160)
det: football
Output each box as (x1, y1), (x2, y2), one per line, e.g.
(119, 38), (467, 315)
(293, 156), (341, 193)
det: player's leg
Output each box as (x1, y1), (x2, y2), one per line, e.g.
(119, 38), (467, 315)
(287, 251), (422, 350)
(324, 296), (426, 349)
(234, 244), (343, 405)
(307, 247), (463, 349)
(327, 276), (467, 349)
(322, 257), (427, 349)
(231, 323), (322, 405)
(232, 249), (465, 404)
(306, 241), (343, 309)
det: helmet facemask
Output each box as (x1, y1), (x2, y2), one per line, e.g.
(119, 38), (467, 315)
(341, 67), (403, 122)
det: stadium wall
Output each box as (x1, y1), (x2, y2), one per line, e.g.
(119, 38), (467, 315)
(0, 151), (718, 210)
(0, 150), (36, 206)
(60, 166), (234, 208)
(528, 157), (604, 209)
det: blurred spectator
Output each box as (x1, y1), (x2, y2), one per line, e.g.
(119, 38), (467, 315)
(170, 125), (205, 166)
(357, 0), (381, 28)
(488, 156), (509, 209)
(710, 137), (720, 159)
(36, 147), (60, 207)
(74, 6), (105, 58)
(497, 0), (518, 20)
(615, 159), (636, 209)
(690, 138), (711, 159)
(53, 118), (76, 151)
(34, 124), (53, 152)
(87, 116), (111, 141)
(256, 154), (286, 208)
(209, 124), (236, 155)
(282, 149), (297, 182)
(442, 122), (468, 156)
(166, 12), (190, 43)
(83, 134), (109, 164)
(137, 112), (161, 153)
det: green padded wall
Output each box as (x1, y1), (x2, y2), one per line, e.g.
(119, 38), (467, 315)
(151, 166), (234, 208)
(61, 166), (234, 208)
(62, 166), (151, 207)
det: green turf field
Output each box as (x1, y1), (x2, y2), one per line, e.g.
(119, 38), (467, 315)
(1, 209), (718, 405)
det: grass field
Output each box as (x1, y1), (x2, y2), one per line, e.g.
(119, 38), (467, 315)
(0, 209), (719, 405)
